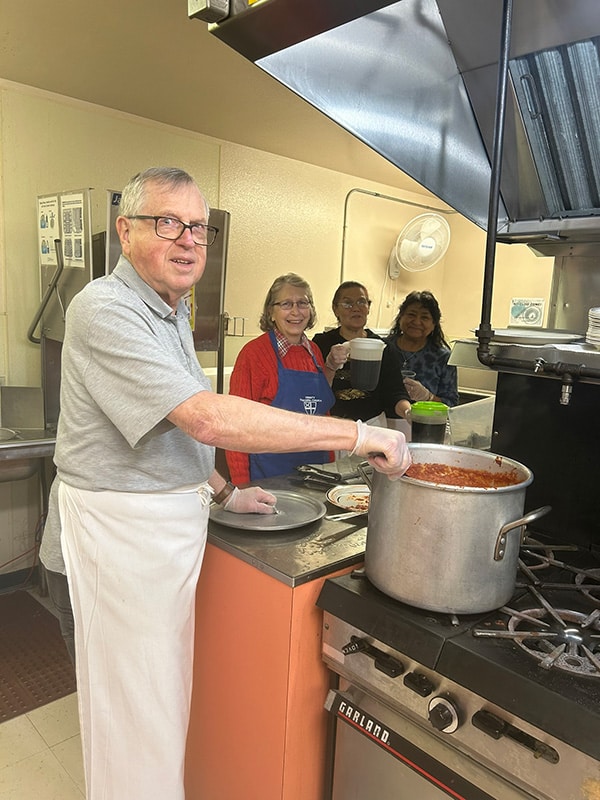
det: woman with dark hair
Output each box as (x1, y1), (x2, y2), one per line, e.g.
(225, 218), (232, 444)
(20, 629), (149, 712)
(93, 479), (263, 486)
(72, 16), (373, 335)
(312, 280), (411, 422)
(226, 273), (347, 483)
(387, 290), (459, 407)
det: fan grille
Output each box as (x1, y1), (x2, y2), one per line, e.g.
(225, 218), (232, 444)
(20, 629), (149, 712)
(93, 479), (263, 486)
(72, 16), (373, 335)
(390, 213), (451, 275)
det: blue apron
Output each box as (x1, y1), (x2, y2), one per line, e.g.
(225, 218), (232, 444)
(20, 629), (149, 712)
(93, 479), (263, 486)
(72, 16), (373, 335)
(249, 331), (335, 480)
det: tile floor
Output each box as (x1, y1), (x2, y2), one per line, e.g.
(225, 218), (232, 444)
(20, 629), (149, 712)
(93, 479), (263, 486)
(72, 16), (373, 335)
(0, 692), (84, 799)
(0, 586), (83, 799)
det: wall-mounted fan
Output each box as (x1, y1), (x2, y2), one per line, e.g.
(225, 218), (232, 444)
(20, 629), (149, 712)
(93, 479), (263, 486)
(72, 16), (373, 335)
(388, 213), (451, 278)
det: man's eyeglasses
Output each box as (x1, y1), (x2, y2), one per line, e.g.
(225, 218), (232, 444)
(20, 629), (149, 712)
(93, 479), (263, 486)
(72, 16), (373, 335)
(338, 299), (372, 310)
(127, 215), (218, 247)
(272, 300), (312, 311)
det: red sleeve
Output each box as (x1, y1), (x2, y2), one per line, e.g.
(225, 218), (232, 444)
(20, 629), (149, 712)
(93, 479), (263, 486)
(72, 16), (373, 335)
(225, 335), (279, 485)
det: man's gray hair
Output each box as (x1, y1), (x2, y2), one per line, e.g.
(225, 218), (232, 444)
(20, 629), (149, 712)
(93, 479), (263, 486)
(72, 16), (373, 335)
(119, 167), (210, 218)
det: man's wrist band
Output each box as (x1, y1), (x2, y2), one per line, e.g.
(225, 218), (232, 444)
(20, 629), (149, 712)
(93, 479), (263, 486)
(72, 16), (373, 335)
(213, 481), (236, 506)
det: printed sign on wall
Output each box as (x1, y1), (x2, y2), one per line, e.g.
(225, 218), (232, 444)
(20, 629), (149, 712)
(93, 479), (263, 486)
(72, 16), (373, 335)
(60, 192), (86, 269)
(509, 297), (545, 327)
(37, 195), (60, 267)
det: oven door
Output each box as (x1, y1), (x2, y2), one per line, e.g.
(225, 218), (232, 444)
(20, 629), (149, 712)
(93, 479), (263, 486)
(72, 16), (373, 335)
(326, 686), (538, 800)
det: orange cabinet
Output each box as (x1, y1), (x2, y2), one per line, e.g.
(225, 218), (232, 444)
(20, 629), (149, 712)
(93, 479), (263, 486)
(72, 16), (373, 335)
(185, 540), (362, 800)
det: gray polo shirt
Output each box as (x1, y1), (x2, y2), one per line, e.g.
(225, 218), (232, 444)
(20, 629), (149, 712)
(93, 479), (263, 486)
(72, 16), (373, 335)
(41, 256), (214, 572)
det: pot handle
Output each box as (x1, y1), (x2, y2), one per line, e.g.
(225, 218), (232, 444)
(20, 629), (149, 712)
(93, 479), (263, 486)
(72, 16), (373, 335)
(358, 461), (373, 489)
(493, 505), (552, 561)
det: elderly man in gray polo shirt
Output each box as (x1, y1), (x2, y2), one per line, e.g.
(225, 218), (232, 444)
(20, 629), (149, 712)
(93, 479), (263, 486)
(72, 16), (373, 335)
(40, 166), (411, 800)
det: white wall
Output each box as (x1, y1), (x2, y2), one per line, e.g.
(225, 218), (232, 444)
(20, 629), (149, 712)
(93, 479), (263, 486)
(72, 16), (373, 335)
(217, 142), (553, 371)
(1, 80), (555, 387)
(0, 80), (554, 574)
(0, 82), (220, 387)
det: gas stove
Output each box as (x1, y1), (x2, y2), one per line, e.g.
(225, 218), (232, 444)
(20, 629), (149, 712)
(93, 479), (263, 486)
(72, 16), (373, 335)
(317, 537), (600, 800)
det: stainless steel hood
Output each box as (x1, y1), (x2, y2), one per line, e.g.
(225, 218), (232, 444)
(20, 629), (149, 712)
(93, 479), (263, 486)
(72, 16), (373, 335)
(210, 0), (600, 247)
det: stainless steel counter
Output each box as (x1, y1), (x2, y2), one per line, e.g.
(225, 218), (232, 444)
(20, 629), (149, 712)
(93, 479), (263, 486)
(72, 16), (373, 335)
(0, 429), (365, 578)
(0, 427), (56, 481)
(207, 474), (366, 588)
(0, 428), (57, 461)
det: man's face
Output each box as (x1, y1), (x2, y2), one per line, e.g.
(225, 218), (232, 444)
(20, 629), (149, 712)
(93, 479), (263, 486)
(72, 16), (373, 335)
(116, 180), (209, 311)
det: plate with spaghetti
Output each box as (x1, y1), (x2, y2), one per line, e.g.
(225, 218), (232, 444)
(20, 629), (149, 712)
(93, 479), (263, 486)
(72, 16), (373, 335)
(326, 484), (371, 513)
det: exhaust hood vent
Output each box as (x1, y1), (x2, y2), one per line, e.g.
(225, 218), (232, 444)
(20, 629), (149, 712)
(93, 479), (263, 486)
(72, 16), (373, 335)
(509, 37), (600, 219)
(210, 0), (600, 246)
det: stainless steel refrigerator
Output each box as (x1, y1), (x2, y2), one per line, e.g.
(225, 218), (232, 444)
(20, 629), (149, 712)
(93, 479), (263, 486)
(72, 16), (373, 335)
(33, 189), (230, 428)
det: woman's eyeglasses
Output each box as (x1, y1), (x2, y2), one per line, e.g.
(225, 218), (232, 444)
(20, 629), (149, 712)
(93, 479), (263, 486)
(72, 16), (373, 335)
(272, 300), (312, 311)
(338, 299), (372, 310)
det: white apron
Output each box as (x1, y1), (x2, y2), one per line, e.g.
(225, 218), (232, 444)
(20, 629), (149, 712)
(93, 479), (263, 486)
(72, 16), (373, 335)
(59, 482), (211, 800)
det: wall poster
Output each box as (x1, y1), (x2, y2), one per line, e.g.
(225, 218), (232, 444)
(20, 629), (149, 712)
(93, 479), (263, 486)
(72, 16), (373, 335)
(37, 188), (93, 341)
(37, 195), (60, 267)
(509, 297), (545, 327)
(60, 191), (87, 269)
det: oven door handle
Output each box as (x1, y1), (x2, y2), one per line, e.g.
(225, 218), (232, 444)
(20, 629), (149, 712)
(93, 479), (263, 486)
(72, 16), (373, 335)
(472, 710), (559, 764)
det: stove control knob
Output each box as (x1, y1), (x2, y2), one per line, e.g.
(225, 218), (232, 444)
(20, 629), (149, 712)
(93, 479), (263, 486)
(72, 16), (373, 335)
(427, 696), (460, 733)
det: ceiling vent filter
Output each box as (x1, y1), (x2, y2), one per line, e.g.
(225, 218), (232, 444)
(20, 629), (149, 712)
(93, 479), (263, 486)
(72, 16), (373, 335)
(388, 213), (451, 278)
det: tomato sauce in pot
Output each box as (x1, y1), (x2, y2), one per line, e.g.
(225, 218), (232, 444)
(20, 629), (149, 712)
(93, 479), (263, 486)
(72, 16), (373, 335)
(405, 462), (522, 488)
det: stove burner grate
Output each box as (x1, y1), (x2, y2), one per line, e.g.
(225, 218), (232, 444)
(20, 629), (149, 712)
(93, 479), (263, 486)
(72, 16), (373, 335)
(519, 537), (574, 571)
(576, 568), (600, 606)
(518, 548), (600, 603)
(475, 608), (600, 677)
(508, 608), (600, 676)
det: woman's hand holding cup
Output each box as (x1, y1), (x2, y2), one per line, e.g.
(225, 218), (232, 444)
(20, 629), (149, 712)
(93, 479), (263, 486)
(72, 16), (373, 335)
(403, 377), (433, 402)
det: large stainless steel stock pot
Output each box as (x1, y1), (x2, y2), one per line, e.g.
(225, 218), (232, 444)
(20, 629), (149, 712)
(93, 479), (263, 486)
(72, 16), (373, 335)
(365, 444), (550, 614)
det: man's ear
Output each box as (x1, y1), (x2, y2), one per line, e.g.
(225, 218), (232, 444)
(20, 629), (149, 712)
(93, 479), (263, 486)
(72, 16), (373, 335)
(115, 216), (131, 250)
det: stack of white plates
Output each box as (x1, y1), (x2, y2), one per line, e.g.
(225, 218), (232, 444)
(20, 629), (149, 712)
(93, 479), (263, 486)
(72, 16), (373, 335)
(586, 307), (600, 349)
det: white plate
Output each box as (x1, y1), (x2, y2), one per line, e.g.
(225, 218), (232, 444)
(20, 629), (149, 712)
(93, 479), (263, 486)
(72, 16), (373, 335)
(326, 484), (371, 513)
(472, 329), (584, 345)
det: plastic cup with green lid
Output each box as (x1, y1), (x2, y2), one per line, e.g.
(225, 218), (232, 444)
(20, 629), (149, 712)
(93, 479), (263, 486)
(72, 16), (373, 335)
(410, 401), (449, 444)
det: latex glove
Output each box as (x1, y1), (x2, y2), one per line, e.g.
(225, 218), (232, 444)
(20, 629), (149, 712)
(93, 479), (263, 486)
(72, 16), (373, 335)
(325, 342), (351, 371)
(403, 377), (433, 402)
(223, 486), (278, 515)
(350, 420), (412, 480)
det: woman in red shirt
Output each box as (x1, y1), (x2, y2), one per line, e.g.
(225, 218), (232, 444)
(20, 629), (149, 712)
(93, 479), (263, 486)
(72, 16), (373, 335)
(226, 273), (347, 484)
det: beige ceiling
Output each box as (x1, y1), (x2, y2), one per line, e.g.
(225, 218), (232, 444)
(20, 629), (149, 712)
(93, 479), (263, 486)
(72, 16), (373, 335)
(0, 0), (425, 195)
